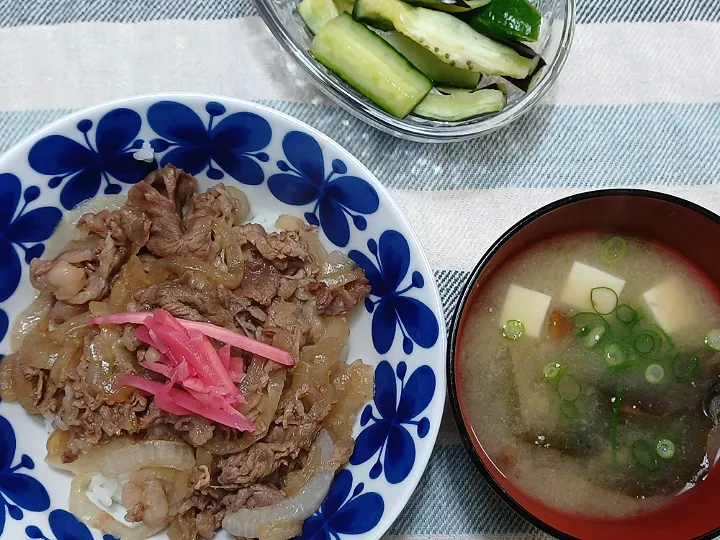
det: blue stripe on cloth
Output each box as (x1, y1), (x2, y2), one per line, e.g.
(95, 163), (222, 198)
(1, 0), (718, 27)
(0, 0), (255, 27)
(0, 109), (74, 154)
(436, 270), (467, 329)
(2, 102), (720, 192)
(579, 0), (720, 24)
(388, 444), (539, 535)
(268, 101), (720, 192)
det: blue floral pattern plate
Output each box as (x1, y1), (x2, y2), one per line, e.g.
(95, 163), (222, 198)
(0, 94), (446, 540)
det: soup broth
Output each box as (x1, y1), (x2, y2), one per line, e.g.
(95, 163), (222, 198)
(459, 232), (720, 519)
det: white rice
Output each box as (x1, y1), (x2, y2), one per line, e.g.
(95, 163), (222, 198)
(42, 412), (56, 434)
(132, 141), (155, 163)
(89, 473), (128, 508)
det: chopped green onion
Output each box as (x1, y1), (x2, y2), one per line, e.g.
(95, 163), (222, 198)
(557, 375), (582, 402)
(573, 312), (611, 347)
(645, 363), (665, 384)
(705, 329), (720, 351)
(646, 323), (675, 348)
(604, 344), (626, 367)
(630, 307), (646, 328)
(608, 354), (642, 373)
(560, 401), (579, 419)
(615, 304), (635, 324)
(671, 352), (699, 382)
(543, 362), (562, 379)
(632, 440), (660, 472)
(502, 320), (525, 341)
(634, 331), (662, 355)
(573, 312), (609, 335)
(590, 287), (619, 315)
(656, 439), (675, 459)
(582, 326), (606, 349)
(599, 236), (627, 265)
(610, 386), (623, 464)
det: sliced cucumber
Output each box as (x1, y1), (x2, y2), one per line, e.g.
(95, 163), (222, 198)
(437, 82), (508, 95)
(505, 63), (544, 91)
(413, 88), (506, 121)
(298, 0), (340, 34)
(310, 13), (432, 118)
(404, 0), (490, 13)
(353, 0), (538, 78)
(462, 0), (542, 42)
(382, 32), (480, 89)
(333, 0), (355, 12)
(493, 37), (545, 91)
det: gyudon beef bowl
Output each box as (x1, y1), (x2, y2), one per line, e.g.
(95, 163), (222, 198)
(0, 95), (445, 540)
(6, 163), (373, 539)
(448, 190), (720, 540)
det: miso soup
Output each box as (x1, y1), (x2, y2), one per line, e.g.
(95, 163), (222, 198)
(458, 232), (720, 518)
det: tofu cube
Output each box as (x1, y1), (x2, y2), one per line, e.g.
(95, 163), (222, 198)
(560, 262), (626, 312)
(500, 284), (552, 338)
(643, 277), (697, 333)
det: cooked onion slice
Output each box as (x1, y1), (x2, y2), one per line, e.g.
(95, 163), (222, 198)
(70, 473), (169, 540)
(10, 292), (51, 350)
(320, 250), (364, 290)
(48, 438), (195, 476)
(102, 440), (195, 476)
(222, 430), (335, 538)
(258, 519), (304, 540)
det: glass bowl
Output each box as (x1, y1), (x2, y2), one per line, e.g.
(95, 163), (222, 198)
(252, 0), (575, 142)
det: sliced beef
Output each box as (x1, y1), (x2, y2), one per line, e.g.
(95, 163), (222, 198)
(265, 300), (304, 335)
(127, 165), (197, 257)
(145, 423), (185, 442)
(239, 258), (281, 306)
(262, 326), (303, 359)
(30, 234), (127, 304)
(134, 282), (237, 330)
(190, 465), (212, 491)
(217, 434), (313, 486)
(173, 416), (216, 447)
(49, 300), (88, 325)
(78, 204), (151, 250)
(307, 277), (372, 316)
(175, 489), (227, 539)
(263, 300), (306, 358)
(128, 166), (245, 259)
(217, 386), (332, 486)
(277, 277), (298, 300)
(57, 387), (163, 458)
(235, 224), (312, 263)
(30, 193), (155, 306)
(223, 484), (285, 512)
(182, 184), (246, 256)
(21, 366), (60, 412)
(328, 436), (355, 470)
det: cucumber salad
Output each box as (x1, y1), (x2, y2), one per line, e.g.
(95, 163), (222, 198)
(298, 0), (544, 120)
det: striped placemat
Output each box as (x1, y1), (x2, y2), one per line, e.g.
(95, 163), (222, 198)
(1, 1), (719, 537)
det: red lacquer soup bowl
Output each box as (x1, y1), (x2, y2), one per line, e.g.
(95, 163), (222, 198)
(447, 189), (720, 540)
